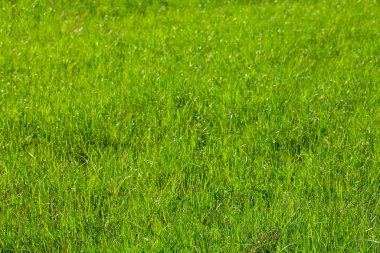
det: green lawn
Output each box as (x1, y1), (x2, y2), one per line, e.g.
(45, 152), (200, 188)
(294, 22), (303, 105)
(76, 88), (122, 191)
(0, 0), (379, 252)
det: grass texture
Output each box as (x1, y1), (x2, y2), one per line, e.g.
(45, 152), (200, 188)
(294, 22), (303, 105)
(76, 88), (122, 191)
(0, 0), (379, 252)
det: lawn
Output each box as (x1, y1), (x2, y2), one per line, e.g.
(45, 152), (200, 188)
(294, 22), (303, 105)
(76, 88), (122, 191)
(0, 0), (379, 252)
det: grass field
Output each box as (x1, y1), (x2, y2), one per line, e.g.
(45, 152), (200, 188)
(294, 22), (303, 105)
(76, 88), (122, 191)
(0, 0), (379, 252)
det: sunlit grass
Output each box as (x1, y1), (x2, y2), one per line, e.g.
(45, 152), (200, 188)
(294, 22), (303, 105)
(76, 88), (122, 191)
(0, 0), (379, 251)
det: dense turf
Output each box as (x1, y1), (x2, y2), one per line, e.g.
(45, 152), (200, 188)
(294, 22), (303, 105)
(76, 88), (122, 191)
(0, 0), (379, 252)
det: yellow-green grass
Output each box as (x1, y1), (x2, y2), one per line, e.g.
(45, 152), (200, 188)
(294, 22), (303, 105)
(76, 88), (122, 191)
(0, 0), (379, 251)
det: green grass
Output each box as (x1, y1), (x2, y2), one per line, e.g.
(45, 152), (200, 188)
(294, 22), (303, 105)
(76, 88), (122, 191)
(0, 0), (379, 252)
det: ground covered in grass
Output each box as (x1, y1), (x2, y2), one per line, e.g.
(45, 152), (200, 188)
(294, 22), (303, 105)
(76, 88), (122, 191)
(0, 0), (379, 251)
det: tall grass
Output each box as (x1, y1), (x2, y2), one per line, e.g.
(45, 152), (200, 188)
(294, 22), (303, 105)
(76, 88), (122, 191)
(0, 0), (379, 251)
